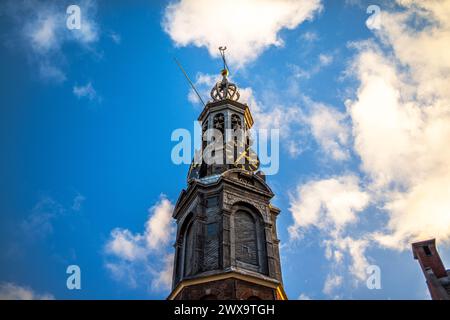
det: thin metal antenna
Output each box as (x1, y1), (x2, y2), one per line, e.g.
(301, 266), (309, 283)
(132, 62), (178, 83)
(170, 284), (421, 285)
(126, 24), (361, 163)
(173, 57), (206, 107)
(219, 46), (230, 75)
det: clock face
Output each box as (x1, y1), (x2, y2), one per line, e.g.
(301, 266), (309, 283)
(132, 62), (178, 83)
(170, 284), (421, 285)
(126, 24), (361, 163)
(225, 139), (260, 172)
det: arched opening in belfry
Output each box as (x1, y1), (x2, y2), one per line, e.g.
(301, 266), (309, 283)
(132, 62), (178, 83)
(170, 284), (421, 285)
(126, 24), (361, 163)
(231, 114), (241, 131)
(202, 120), (208, 152)
(210, 113), (225, 167)
(230, 114), (244, 163)
(213, 113), (225, 134)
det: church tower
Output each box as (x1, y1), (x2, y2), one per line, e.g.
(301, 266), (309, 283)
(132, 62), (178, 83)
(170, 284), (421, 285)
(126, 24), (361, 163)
(168, 56), (286, 300)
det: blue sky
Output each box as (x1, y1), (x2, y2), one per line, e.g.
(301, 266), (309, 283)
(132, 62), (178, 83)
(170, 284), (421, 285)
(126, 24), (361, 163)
(1, 0), (450, 300)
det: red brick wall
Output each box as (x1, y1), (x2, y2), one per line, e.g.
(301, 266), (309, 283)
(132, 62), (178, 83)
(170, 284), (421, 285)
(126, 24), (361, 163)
(412, 239), (447, 278)
(173, 278), (277, 300)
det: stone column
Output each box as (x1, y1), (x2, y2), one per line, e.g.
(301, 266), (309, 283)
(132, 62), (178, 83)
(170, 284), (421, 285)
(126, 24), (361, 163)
(264, 221), (277, 279)
(172, 238), (183, 287)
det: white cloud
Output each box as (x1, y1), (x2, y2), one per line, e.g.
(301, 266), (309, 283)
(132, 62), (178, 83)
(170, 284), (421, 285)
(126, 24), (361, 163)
(22, 197), (64, 239)
(286, 140), (304, 158)
(22, 193), (86, 239)
(105, 194), (175, 292)
(239, 86), (309, 158)
(29, 16), (58, 53)
(288, 175), (370, 293)
(106, 195), (175, 259)
(249, 87), (350, 162)
(301, 31), (319, 42)
(345, 0), (450, 250)
(106, 229), (147, 262)
(71, 1), (99, 45)
(0, 282), (54, 300)
(318, 53), (333, 66)
(145, 197), (175, 250)
(73, 82), (100, 102)
(71, 193), (86, 211)
(327, 236), (370, 282)
(290, 53), (334, 80)
(288, 175), (370, 239)
(151, 254), (174, 291)
(240, 71), (349, 162)
(297, 293), (312, 300)
(323, 274), (343, 295)
(109, 32), (121, 44)
(4, 0), (99, 83)
(286, 0), (450, 295)
(38, 63), (67, 83)
(105, 261), (139, 288)
(240, 87), (300, 130)
(163, 0), (322, 67)
(305, 102), (350, 161)
(25, 0), (98, 50)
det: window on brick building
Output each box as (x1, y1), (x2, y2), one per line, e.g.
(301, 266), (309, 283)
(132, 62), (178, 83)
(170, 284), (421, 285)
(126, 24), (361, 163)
(423, 245), (432, 256)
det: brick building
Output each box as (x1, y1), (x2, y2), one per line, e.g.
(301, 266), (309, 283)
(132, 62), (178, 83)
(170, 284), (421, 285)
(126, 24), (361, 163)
(412, 239), (450, 300)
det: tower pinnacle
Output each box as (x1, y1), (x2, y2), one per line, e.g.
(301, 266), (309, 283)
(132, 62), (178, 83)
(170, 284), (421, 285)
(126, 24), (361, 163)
(210, 47), (240, 102)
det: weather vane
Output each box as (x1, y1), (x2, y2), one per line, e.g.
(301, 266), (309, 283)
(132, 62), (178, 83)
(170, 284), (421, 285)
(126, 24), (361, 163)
(219, 46), (230, 76)
(210, 46), (240, 102)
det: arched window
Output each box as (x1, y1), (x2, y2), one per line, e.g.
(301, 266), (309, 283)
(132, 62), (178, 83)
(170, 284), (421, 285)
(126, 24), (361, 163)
(233, 204), (268, 274)
(213, 113), (225, 134)
(235, 210), (258, 265)
(231, 114), (242, 131)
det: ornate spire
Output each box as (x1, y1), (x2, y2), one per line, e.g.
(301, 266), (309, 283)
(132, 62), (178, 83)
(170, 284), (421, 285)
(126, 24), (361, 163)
(210, 47), (240, 102)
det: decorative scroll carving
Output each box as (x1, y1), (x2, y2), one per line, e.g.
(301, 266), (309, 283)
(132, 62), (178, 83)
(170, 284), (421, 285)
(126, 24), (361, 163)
(210, 70), (240, 102)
